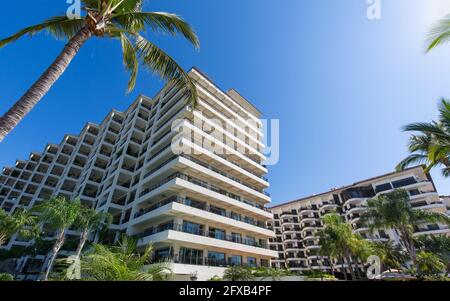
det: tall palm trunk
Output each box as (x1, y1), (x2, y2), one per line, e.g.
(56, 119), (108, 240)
(399, 226), (417, 269)
(345, 253), (356, 280)
(43, 230), (66, 281)
(329, 258), (336, 278)
(0, 27), (91, 142)
(75, 229), (89, 258)
(354, 260), (362, 280)
(340, 257), (348, 280)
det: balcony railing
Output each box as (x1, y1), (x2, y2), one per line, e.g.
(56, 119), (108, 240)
(134, 195), (267, 229)
(135, 222), (269, 249)
(181, 154), (269, 196)
(139, 172), (270, 213)
(153, 254), (268, 268)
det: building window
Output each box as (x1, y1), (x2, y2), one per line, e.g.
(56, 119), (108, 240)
(208, 252), (226, 267)
(209, 227), (226, 240)
(231, 233), (242, 243)
(261, 259), (269, 267)
(210, 205), (227, 216)
(392, 177), (417, 188)
(375, 183), (392, 194)
(182, 221), (203, 235)
(179, 247), (203, 265)
(247, 257), (257, 268)
(228, 255), (242, 266)
(409, 189), (421, 196)
(154, 247), (172, 261)
(231, 212), (241, 221)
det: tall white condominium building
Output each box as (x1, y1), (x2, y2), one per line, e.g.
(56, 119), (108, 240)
(0, 68), (277, 281)
(268, 166), (449, 278)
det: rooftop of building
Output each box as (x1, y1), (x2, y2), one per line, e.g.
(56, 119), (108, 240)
(269, 165), (427, 209)
(190, 67), (263, 118)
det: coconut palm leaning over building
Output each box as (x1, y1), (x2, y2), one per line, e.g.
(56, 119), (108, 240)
(0, 0), (199, 142)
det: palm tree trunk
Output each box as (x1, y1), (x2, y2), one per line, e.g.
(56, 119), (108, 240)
(346, 254), (356, 280)
(43, 230), (66, 281)
(354, 260), (362, 279)
(340, 257), (348, 280)
(75, 229), (89, 258)
(329, 258), (336, 278)
(0, 27), (91, 142)
(399, 226), (417, 269)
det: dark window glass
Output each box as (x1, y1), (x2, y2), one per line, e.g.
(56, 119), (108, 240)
(228, 255), (242, 266)
(392, 177), (417, 188)
(409, 189), (420, 196)
(247, 257), (257, 267)
(375, 183), (392, 193)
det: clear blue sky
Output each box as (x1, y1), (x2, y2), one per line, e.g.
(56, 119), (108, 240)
(1, 0), (450, 206)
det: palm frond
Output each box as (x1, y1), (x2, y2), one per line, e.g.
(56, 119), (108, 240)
(134, 35), (197, 107)
(426, 15), (450, 52)
(0, 16), (86, 48)
(112, 12), (200, 49)
(403, 122), (445, 136)
(413, 210), (450, 226)
(120, 33), (139, 93)
(407, 134), (432, 153)
(111, 0), (143, 14)
(438, 98), (450, 132)
(403, 122), (450, 145)
(395, 154), (428, 171)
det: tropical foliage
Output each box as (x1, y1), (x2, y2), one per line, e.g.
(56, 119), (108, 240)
(79, 235), (171, 281)
(252, 267), (293, 280)
(33, 197), (82, 281)
(0, 208), (38, 246)
(415, 235), (450, 273)
(370, 240), (408, 271)
(316, 213), (371, 280)
(223, 266), (255, 281)
(360, 189), (450, 270)
(415, 251), (446, 279)
(301, 270), (336, 280)
(396, 99), (450, 177)
(0, 273), (14, 281)
(426, 13), (450, 52)
(0, 0), (199, 141)
(73, 207), (111, 258)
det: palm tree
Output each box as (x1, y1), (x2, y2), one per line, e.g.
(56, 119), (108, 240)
(0, 208), (39, 246)
(223, 266), (255, 281)
(33, 197), (82, 281)
(415, 251), (446, 279)
(396, 99), (450, 177)
(370, 240), (407, 272)
(0, 0), (199, 142)
(73, 207), (111, 258)
(316, 217), (342, 279)
(426, 14), (450, 52)
(415, 235), (450, 273)
(360, 189), (450, 270)
(80, 235), (170, 281)
(316, 213), (367, 280)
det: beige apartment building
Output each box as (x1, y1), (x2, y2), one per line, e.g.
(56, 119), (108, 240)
(268, 166), (450, 277)
(0, 68), (277, 281)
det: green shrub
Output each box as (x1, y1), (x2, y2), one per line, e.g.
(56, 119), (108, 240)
(208, 275), (223, 281)
(0, 273), (14, 281)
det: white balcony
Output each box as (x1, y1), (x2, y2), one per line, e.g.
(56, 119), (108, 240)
(130, 201), (275, 238)
(136, 230), (278, 258)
